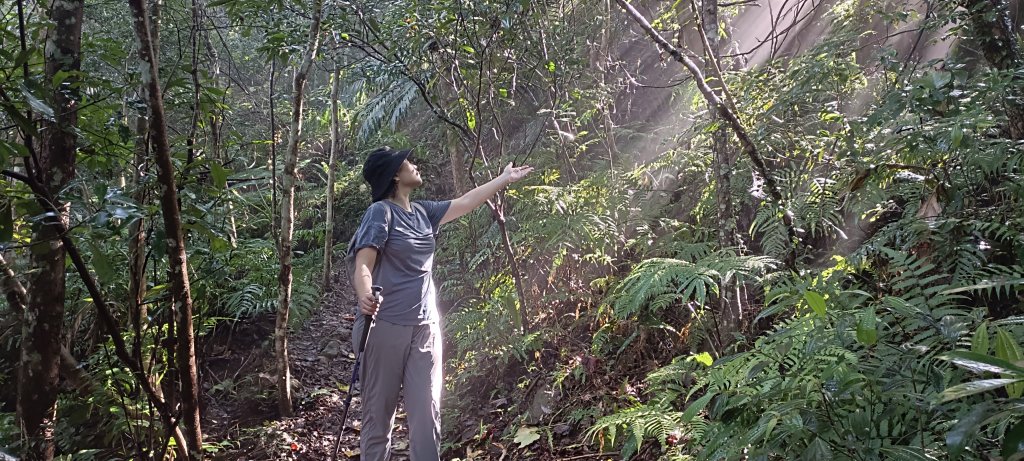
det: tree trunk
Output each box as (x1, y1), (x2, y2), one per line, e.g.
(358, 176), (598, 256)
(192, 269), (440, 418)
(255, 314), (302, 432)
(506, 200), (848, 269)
(128, 0), (159, 368)
(129, 112), (149, 365)
(17, 0), (83, 457)
(699, 0), (741, 349)
(323, 67), (341, 289)
(276, 0), (323, 417)
(3, 254), (90, 399)
(127, 0), (203, 455)
(961, 0), (1024, 139)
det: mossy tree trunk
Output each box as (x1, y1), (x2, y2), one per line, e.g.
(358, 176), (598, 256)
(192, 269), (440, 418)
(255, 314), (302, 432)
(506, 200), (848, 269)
(16, 0), (83, 458)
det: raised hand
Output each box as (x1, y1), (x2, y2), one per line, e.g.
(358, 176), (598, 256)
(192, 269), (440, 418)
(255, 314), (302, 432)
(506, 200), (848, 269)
(503, 162), (534, 183)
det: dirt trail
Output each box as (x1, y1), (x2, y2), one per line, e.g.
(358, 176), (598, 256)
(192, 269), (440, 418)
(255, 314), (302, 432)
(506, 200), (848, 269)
(207, 266), (412, 460)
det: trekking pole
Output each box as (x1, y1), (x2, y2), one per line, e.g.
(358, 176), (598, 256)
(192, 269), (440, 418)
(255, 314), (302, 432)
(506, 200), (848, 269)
(332, 285), (381, 460)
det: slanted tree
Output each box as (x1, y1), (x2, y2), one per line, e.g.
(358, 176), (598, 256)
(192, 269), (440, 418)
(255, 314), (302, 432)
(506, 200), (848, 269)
(276, 0), (323, 417)
(127, 0), (203, 454)
(615, 0), (798, 272)
(16, 0), (83, 458)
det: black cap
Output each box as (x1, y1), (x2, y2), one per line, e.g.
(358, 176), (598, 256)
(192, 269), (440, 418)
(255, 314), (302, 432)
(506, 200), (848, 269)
(362, 147), (412, 202)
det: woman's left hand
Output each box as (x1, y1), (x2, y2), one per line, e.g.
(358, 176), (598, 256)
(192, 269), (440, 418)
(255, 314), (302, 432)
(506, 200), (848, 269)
(503, 162), (534, 183)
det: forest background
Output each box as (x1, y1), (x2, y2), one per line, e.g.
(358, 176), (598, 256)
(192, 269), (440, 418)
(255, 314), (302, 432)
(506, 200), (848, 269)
(1, 0), (1023, 459)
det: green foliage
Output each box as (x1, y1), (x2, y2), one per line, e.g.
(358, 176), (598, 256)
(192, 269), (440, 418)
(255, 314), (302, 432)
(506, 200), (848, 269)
(584, 1), (1024, 460)
(606, 252), (778, 322)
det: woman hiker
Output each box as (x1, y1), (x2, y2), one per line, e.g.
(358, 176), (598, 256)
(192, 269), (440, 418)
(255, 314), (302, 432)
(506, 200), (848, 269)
(349, 146), (533, 460)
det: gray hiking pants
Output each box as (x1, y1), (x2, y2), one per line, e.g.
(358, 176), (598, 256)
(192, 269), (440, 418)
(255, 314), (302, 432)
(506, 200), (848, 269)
(355, 318), (442, 461)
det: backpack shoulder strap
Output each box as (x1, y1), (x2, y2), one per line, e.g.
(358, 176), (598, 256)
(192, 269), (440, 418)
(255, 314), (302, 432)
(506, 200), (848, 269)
(346, 201), (394, 255)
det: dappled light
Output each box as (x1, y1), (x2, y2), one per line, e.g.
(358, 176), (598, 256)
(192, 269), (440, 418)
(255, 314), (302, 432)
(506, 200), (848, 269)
(0, 0), (1022, 460)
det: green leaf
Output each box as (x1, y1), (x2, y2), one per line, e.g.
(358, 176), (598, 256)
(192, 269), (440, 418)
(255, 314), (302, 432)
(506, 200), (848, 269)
(938, 351), (1024, 376)
(804, 291), (826, 317)
(940, 378), (1022, 402)
(87, 241), (115, 286)
(0, 139), (30, 166)
(211, 162), (229, 189)
(546, 60), (556, 73)
(801, 437), (832, 461)
(461, 45), (475, 54)
(691, 352), (713, 367)
(499, 88), (508, 98)
(1003, 419), (1024, 459)
(465, 109), (476, 131)
(972, 322), (989, 355)
(947, 402), (992, 460)
(951, 126), (964, 149)
(513, 426), (540, 447)
(995, 328), (1024, 398)
(932, 70), (952, 89)
(20, 84), (55, 121)
(0, 100), (37, 134)
(856, 306), (877, 345)
(681, 392), (715, 422)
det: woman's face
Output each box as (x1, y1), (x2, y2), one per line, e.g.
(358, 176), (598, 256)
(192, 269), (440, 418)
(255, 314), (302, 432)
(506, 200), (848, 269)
(394, 159), (423, 188)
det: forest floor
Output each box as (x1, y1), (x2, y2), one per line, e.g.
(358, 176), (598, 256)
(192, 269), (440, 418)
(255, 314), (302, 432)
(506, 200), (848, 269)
(203, 267), (416, 460)
(202, 263), (615, 460)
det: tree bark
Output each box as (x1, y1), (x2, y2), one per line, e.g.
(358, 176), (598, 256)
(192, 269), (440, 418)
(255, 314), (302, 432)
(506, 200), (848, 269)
(128, 0), (159, 369)
(961, 0), (1024, 139)
(127, 0), (203, 455)
(17, 0), (83, 457)
(3, 254), (91, 399)
(276, 0), (323, 417)
(698, 0), (741, 348)
(323, 67), (341, 289)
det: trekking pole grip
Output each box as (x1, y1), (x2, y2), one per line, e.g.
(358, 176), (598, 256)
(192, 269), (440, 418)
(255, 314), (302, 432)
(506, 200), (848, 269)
(357, 285), (381, 354)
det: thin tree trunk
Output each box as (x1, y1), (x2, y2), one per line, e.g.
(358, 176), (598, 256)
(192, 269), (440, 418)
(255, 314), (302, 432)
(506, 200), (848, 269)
(698, 0), (741, 348)
(270, 58), (279, 241)
(496, 213), (529, 333)
(127, 0), (203, 455)
(128, 0), (159, 368)
(17, 0), (83, 457)
(323, 67), (341, 289)
(186, 0), (203, 167)
(129, 115), (149, 365)
(276, 0), (323, 417)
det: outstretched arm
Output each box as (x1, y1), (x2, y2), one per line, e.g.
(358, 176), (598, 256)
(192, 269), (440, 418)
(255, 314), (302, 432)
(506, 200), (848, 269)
(440, 163), (533, 225)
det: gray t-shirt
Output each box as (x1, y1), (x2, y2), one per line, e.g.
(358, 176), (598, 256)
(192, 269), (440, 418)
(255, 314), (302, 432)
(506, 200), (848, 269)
(350, 199), (451, 325)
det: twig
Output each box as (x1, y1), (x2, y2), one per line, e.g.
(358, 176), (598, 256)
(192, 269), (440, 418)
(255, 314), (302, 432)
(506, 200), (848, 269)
(559, 452), (620, 460)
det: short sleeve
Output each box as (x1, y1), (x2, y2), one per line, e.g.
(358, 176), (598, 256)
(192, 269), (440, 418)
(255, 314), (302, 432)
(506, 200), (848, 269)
(350, 201), (390, 254)
(415, 200), (452, 233)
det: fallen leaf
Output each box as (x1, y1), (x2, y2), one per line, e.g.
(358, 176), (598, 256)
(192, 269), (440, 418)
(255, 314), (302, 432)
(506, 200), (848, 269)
(513, 426), (541, 447)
